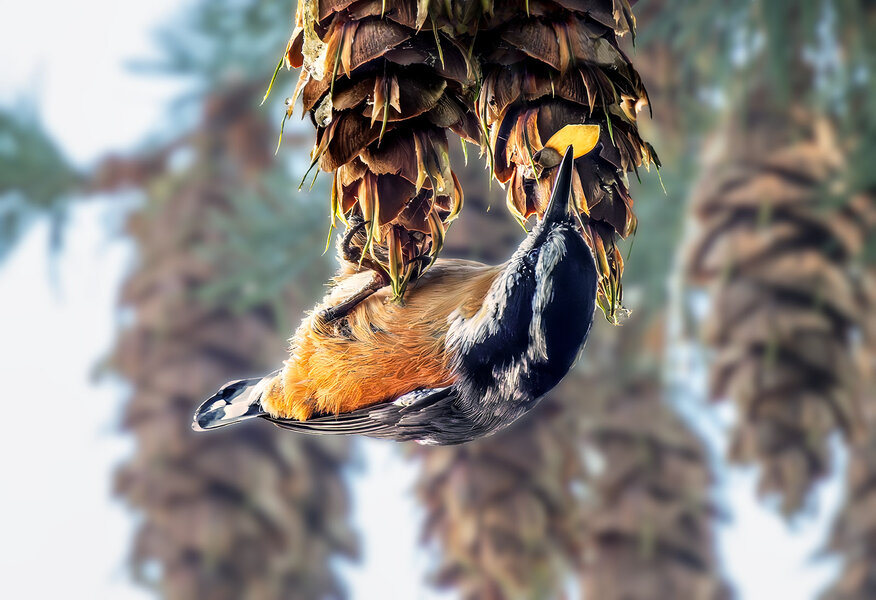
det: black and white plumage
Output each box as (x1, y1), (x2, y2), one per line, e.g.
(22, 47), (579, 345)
(194, 147), (598, 445)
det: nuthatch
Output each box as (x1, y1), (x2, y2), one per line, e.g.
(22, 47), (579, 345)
(193, 147), (597, 444)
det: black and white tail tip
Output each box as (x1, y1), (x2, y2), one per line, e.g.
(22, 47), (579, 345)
(192, 374), (274, 431)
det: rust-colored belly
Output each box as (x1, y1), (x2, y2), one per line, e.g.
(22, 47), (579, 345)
(262, 260), (499, 421)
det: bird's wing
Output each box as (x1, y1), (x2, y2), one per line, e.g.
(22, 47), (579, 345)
(264, 386), (479, 445)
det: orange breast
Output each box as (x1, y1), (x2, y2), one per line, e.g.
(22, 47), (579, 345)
(262, 260), (501, 421)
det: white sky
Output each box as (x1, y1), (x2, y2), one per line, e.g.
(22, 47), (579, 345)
(0, 1), (850, 599)
(0, 0), (185, 165)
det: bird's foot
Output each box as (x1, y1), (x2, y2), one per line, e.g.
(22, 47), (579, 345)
(315, 271), (389, 325)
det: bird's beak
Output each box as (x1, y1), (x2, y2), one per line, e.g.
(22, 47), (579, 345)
(542, 145), (576, 226)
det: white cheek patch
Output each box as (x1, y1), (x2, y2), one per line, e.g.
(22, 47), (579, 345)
(446, 227), (570, 382)
(527, 231), (566, 364)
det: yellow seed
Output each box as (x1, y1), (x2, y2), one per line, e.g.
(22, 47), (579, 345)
(543, 124), (601, 159)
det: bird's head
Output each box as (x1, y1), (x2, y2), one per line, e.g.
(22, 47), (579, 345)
(448, 146), (598, 422)
(509, 145), (585, 284)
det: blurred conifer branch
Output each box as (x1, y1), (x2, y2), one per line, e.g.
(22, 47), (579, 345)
(0, 109), (82, 262)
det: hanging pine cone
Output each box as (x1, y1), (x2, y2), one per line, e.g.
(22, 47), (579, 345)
(277, 0), (656, 314)
(284, 0), (483, 297)
(477, 0), (658, 321)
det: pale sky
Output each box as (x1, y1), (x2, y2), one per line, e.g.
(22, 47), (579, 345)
(0, 1), (849, 599)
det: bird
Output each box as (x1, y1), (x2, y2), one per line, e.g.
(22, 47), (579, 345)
(192, 146), (597, 445)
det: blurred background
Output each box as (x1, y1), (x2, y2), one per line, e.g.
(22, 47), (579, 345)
(1, 0), (874, 598)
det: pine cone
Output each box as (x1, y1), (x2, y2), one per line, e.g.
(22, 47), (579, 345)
(280, 0), (655, 314)
(578, 381), (731, 600)
(284, 0), (482, 296)
(686, 109), (871, 516)
(478, 0), (657, 321)
(412, 385), (588, 600)
(820, 271), (876, 600)
(112, 85), (357, 599)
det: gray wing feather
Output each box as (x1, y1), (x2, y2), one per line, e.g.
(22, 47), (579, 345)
(264, 387), (479, 444)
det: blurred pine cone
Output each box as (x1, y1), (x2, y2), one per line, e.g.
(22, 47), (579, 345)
(413, 389), (588, 600)
(112, 85), (357, 599)
(578, 379), (731, 600)
(686, 108), (872, 516)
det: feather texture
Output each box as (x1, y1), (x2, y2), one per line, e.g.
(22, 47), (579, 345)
(262, 259), (502, 420)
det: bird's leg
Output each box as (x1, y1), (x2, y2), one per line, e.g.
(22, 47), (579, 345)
(316, 270), (389, 324)
(340, 217), (368, 265)
(318, 216), (442, 325)
(313, 215), (393, 325)
(339, 216), (386, 273)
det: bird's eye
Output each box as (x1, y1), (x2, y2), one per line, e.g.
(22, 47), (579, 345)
(525, 248), (539, 266)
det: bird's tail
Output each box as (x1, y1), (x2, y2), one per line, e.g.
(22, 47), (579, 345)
(191, 371), (278, 431)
